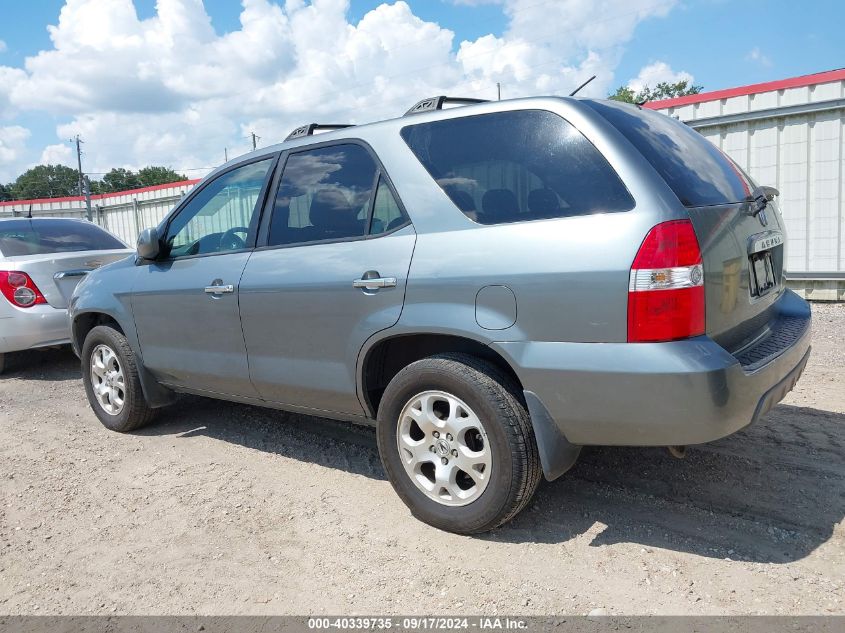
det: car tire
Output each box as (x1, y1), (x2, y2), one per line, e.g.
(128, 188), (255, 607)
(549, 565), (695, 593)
(377, 352), (542, 534)
(0, 352), (5, 375)
(81, 325), (156, 433)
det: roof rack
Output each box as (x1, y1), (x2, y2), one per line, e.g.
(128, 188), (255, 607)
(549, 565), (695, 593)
(404, 96), (489, 116)
(285, 123), (354, 142)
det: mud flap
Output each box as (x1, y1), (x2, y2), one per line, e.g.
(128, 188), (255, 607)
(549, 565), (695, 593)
(524, 390), (581, 481)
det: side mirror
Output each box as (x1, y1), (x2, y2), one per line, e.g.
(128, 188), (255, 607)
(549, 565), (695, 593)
(136, 227), (161, 261)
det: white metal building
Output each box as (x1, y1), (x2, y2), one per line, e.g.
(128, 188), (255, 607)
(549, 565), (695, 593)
(0, 179), (199, 246)
(646, 68), (845, 300)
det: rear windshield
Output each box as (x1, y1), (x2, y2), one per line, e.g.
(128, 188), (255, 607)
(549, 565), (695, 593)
(584, 100), (755, 207)
(0, 220), (126, 256)
(400, 110), (634, 224)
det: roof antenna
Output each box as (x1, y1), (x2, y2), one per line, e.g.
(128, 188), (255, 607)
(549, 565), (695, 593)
(569, 75), (596, 97)
(27, 204), (33, 219)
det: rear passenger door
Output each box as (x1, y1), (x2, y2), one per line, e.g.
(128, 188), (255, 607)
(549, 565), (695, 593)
(239, 142), (415, 415)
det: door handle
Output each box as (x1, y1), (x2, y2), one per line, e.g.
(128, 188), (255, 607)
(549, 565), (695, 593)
(204, 283), (234, 295)
(54, 269), (91, 279)
(352, 277), (397, 290)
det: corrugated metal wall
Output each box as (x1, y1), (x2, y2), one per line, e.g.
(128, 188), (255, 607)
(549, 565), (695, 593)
(0, 182), (196, 246)
(652, 78), (845, 276)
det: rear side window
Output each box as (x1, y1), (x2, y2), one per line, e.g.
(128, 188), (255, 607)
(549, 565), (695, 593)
(370, 176), (407, 235)
(584, 100), (755, 207)
(268, 144), (378, 246)
(0, 220), (125, 256)
(400, 110), (634, 225)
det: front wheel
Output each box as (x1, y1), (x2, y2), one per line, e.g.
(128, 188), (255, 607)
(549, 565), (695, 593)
(81, 325), (156, 432)
(377, 353), (542, 534)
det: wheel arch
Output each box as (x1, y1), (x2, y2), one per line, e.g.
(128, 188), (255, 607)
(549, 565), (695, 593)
(358, 329), (582, 482)
(71, 311), (125, 356)
(72, 309), (176, 409)
(357, 330), (524, 420)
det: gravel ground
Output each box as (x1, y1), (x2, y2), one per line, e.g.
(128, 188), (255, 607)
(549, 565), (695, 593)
(0, 303), (843, 615)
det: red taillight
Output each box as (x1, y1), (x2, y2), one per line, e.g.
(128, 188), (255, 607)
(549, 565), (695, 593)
(627, 220), (705, 343)
(0, 271), (47, 308)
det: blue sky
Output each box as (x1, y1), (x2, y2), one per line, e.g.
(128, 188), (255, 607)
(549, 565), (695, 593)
(0, 0), (842, 184)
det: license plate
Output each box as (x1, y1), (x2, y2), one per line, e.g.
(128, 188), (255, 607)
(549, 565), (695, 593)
(749, 250), (776, 297)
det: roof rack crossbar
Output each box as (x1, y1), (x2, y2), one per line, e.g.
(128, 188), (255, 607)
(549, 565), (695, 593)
(404, 96), (489, 116)
(285, 123), (354, 142)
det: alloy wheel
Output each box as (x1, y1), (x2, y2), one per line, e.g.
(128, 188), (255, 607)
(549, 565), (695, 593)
(90, 344), (125, 416)
(396, 390), (492, 506)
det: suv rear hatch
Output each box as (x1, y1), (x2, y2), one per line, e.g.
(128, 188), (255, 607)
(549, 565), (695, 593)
(585, 100), (791, 355)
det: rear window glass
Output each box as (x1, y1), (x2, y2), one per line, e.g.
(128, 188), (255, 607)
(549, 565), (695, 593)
(0, 220), (126, 256)
(584, 100), (755, 207)
(400, 110), (634, 224)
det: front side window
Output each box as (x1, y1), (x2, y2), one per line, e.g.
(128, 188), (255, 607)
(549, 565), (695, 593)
(268, 144), (379, 246)
(401, 110), (634, 225)
(164, 158), (273, 259)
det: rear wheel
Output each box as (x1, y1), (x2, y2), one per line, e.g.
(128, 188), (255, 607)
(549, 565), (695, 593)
(81, 325), (156, 432)
(377, 353), (541, 534)
(0, 352), (5, 374)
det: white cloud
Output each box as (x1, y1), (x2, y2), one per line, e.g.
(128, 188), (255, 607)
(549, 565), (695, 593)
(39, 143), (75, 167)
(459, 0), (678, 99)
(0, 126), (31, 181)
(746, 47), (772, 67)
(2, 0), (679, 181)
(0, 65), (27, 119)
(0, 40), (7, 53)
(627, 60), (694, 93)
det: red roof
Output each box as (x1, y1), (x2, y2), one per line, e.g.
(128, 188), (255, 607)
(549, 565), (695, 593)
(0, 178), (200, 208)
(644, 68), (845, 110)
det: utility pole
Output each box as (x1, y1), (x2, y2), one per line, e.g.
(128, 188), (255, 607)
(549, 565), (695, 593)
(497, 82), (501, 101)
(73, 135), (93, 222)
(250, 132), (259, 151)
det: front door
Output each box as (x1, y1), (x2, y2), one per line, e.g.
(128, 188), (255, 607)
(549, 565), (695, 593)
(132, 156), (276, 396)
(239, 143), (415, 415)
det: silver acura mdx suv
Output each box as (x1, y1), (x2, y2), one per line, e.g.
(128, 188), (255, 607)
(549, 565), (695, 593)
(70, 96), (811, 533)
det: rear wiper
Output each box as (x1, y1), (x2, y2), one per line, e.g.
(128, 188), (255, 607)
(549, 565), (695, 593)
(746, 186), (779, 217)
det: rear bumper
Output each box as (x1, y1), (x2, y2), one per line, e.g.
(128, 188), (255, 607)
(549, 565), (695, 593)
(494, 289), (811, 447)
(0, 305), (71, 354)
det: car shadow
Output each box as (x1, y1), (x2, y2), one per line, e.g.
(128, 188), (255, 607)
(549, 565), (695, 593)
(138, 395), (387, 481)
(140, 394), (844, 564)
(5, 350), (841, 563)
(492, 404), (845, 563)
(1, 347), (80, 382)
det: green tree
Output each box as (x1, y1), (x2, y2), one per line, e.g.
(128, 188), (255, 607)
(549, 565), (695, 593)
(96, 167), (142, 193)
(11, 164), (81, 200)
(609, 80), (703, 104)
(0, 183), (13, 202)
(137, 166), (187, 187)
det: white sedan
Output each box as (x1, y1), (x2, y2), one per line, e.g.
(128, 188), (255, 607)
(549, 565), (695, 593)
(0, 217), (133, 373)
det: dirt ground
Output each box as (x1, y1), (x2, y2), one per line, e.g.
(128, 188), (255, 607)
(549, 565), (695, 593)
(0, 303), (843, 616)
